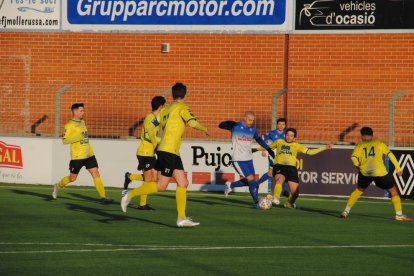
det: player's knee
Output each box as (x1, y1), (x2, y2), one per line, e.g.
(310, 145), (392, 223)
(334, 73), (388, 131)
(156, 184), (167, 192)
(69, 175), (77, 182)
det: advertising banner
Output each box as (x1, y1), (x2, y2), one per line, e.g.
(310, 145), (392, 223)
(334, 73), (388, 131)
(296, 0), (414, 30)
(0, 0), (293, 32)
(0, 0), (60, 30)
(1, 136), (412, 199)
(297, 148), (384, 197)
(62, 0), (291, 32)
(392, 150), (414, 199)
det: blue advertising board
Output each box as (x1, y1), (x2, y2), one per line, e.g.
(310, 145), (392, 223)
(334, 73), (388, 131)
(67, 0), (286, 25)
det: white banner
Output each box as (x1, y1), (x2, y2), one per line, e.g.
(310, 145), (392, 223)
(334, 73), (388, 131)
(0, 0), (60, 30)
(0, 136), (271, 193)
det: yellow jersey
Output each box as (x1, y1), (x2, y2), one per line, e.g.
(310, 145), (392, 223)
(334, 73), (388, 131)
(351, 140), (402, 177)
(158, 102), (196, 156)
(63, 119), (94, 160)
(268, 139), (308, 166)
(137, 112), (161, 157)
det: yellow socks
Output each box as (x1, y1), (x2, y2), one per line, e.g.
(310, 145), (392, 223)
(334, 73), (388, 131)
(129, 174), (145, 206)
(391, 195), (402, 215)
(273, 183), (282, 199)
(57, 176), (71, 188)
(176, 187), (187, 219)
(344, 189), (363, 213)
(93, 177), (106, 198)
(139, 195), (148, 206)
(129, 181), (157, 199)
(130, 174), (144, 181)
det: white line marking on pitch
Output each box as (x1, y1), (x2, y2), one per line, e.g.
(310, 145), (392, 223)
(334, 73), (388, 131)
(0, 243), (413, 254)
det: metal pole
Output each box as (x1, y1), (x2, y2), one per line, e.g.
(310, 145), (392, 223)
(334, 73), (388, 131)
(162, 88), (171, 98)
(388, 90), (404, 146)
(272, 89), (287, 129)
(55, 85), (72, 137)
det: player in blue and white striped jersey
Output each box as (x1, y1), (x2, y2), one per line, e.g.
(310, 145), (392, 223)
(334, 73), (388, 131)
(219, 111), (274, 209)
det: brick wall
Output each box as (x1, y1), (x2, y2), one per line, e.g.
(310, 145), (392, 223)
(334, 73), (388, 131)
(1, 32), (413, 146)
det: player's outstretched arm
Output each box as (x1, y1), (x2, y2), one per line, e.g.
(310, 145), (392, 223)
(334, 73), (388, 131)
(306, 144), (333, 155)
(188, 119), (208, 132)
(254, 134), (275, 159)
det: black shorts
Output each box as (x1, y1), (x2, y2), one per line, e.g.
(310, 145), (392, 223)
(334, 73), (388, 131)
(155, 151), (184, 177)
(69, 156), (98, 174)
(357, 173), (394, 190)
(273, 164), (299, 183)
(137, 155), (156, 171)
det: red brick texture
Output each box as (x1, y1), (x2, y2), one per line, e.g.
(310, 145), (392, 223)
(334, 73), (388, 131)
(1, 33), (413, 146)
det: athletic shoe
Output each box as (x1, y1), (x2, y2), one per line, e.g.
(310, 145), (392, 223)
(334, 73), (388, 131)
(121, 192), (131, 213)
(124, 172), (132, 189)
(224, 181), (231, 197)
(284, 202), (298, 209)
(265, 194), (280, 206)
(340, 211), (349, 219)
(137, 204), (155, 211)
(52, 184), (59, 199)
(99, 197), (114, 205)
(121, 189), (129, 198)
(395, 214), (412, 221)
(177, 217), (200, 227)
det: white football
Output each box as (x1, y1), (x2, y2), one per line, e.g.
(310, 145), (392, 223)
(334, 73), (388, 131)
(259, 197), (272, 210)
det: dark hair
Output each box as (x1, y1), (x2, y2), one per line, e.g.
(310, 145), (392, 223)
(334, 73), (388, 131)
(277, 118), (287, 124)
(172, 82), (187, 100)
(71, 103), (84, 111)
(360, 126), (373, 136)
(286, 127), (297, 137)
(151, 96), (166, 111)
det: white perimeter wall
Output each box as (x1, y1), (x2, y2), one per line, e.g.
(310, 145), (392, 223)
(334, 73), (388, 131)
(0, 136), (273, 193)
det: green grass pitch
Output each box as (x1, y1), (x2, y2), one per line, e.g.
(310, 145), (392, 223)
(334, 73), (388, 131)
(1, 184), (413, 275)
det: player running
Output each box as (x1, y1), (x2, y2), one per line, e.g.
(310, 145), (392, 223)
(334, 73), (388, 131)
(340, 127), (412, 221)
(123, 96), (166, 210)
(53, 103), (113, 204)
(121, 83), (209, 227)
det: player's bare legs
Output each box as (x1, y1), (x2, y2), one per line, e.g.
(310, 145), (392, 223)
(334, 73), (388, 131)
(285, 181), (299, 208)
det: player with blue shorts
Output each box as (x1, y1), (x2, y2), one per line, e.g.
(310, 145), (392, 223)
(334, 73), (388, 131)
(219, 111), (274, 209)
(257, 118), (287, 204)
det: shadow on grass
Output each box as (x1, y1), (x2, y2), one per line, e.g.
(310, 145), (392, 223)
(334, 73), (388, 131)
(67, 192), (112, 204)
(156, 192), (252, 208)
(10, 189), (68, 202)
(297, 205), (391, 221)
(296, 206), (341, 218)
(64, 202), (177, 228)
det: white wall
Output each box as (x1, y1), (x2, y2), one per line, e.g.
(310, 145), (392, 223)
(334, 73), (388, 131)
(0, 136), (270, 193)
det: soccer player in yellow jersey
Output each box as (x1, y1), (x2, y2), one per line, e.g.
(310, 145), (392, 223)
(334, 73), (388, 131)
(340, 127), (411, 221)
(121, 83), (209, 227)
(123, 96), (166, 210)
(52, 103), (113, 204)
(258, 128), (332, 208)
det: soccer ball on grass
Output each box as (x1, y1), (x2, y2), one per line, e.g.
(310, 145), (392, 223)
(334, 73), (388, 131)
(258, 197), (272, 210)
